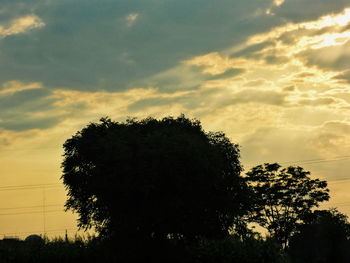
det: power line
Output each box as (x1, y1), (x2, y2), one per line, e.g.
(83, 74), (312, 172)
(0, 183), (61, 192)
(291, 157), (350, 165)
(0, 183), (60, 189)
(0, 210), (63, 216)
(328, 178), (350, 184)
(279, 156), (350, 165)
(329, 202), (350, 206)
(243, 155), (350, 184)
(0, 204), (62, 211)
(244, 155), (350, 170)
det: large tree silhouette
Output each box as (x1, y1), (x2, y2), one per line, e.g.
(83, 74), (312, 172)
(245, 163), (329, 247)
(61, 115), (248, 241)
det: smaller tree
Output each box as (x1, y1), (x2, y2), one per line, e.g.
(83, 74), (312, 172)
(289, 209), (350, 263)
(245, 163), (329, 247)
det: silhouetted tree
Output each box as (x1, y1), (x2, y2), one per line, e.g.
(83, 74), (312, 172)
(289, 209), (350, 263)
(61, 115), (248, 243)
(245, 163), (329, 247)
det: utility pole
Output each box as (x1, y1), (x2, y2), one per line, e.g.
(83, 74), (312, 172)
(42, 186), (46, 237)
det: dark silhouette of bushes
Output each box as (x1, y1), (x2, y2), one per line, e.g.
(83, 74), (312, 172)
(0, 235), (288, 263)
(190, 235), (286, 263)
(288, 209), (350, 263)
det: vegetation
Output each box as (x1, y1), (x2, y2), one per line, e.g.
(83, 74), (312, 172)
(245, 163), (330, 247)
(289, 208), (350, 263)
(61, 115), (248, 241)
(4, 115), (350, 262)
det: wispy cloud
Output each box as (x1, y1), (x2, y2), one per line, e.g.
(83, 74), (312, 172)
(125, 13), (139, 27)
(273, 0), (285, 7)
(0, 15), (44, 38)
(0, 81), (42, 96)
(265, 0), (285, 15)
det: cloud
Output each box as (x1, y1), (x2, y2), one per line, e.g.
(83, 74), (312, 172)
(299, 41), (350, 71)
(0, 14), (44, 38)
(283, 85), (295, 92)
(240, 127), (322, 167)
(125, 13), (139, 27)
(334, 70), (350, 83)
(228, 89), (286, 106)
(185, 52), (247, 75)
(274, 0), (350, 23)
(297, 97), (338, 106)
(323, 121), (350, 133)
(265, 0), (285, 15)
(0, 81), (42, 96)
(129, 87), (287, 114)
(231, 41), (275, 59)
(0, 0), (278, 91)
(273, 0), (285, 7)
(207, 68), (246, 80)
(309, 121), (350, 157)
(0, 2), (349, 171)
(0, 86), (63, 131)
(248, 8), (350, 47)
(1, 0), (350, 235)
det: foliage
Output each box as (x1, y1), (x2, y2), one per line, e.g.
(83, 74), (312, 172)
(190, 235), (288, 263)
(289, 209), (350, 263)
(245, 163), (329, 247)
(0, 236), (91, 263)
(0, 234), (291, 263)
(61, 115), (248, 241)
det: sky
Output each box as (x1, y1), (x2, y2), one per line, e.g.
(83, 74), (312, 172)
(1, 0), (350, 238)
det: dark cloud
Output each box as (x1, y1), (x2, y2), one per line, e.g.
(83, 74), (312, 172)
(227, 89), (286, 106)
(208, 68), (245, 80)
(230, 41), (274, 58)
(0, 116), (62, 131)
(264, 55), (289, 64)
(298, 97), (337, 106)
(129, 88), (286, 112)
(1, 0), (349, 133)
(298, 40), (350, 71)
(0, 0), (44, 23)
(274, 0), (350, 23)
(243, 79), (267, 87)
(0, 0), (280, 92)
(0, 88), (62, 131)
(283, 85), (295, 92)
(0, 88), (52, 111)
(323, 121), (350, 133)
(295, 72), (315, 78)
(334, 70), (350, 84)
(128, 88), (218, 111)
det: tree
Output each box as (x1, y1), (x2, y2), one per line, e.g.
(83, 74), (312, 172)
(245, 163), (329, 247)
(289, 209), (350, 263)
(61, 115), (248, 242)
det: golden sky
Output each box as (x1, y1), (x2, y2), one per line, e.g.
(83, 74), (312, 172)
(1, 0), (350, 238)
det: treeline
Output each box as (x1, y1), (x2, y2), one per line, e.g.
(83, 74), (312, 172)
(1, 220), (350, 263)
(2, 115), (347, 262)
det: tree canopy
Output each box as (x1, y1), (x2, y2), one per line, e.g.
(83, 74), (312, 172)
(61, 115), (248, 241)
(289, 209), (350, 263)
(245, 163), (329, 247)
